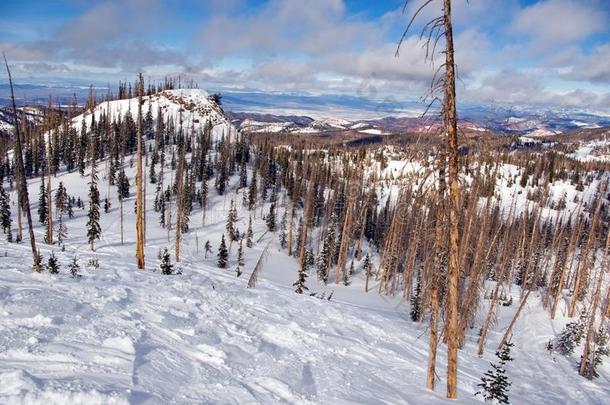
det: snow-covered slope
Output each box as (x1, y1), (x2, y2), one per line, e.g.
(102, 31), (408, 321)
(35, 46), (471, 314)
(1, 92), (609, 403)
(75, 89), (234, 142)
(0, 154), (609, 404)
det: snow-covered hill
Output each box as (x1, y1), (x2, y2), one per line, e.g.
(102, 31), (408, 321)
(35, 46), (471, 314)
(75, 89), (234, 142)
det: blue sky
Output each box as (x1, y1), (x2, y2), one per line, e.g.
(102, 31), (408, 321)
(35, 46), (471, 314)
(1, 0), (609, 110)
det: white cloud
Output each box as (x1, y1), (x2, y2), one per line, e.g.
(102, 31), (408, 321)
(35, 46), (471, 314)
(561, 43), (610, 84)
(513, 0), (607, 48)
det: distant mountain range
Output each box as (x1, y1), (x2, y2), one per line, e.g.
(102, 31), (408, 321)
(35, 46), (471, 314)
(227, 108), (610, 137)
(1, 83), (609, 137)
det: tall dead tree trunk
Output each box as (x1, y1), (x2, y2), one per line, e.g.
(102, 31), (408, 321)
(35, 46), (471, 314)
(442, 0), (461, 398)
(175, 140), (186, 262)
(135, 80), (145, 269)
(45, 137), (53, 244)
(4, 54), (39, 270)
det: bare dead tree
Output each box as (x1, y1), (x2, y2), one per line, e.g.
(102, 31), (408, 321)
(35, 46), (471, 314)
(3, 54), (40, 270)
(135, 75), (145, 269)
(397, 0), (461, 397)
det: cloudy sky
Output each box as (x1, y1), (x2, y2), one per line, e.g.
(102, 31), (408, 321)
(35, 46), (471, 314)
(1, 0), (609, 110)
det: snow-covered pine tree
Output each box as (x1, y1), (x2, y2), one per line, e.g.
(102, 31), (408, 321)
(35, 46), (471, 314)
(279, 210), (287, 248)
(342, 263), (351, 286)
(54, 182), (68, 215)
(117, 169), (130, 199)
(293, 255), (309, 294)
(159, 248), (174, 275)
(226, 199), (237, 240)
(476, 341), (513, 404)
(294, 217), (304, 258)
(554, 312), (586, 355)
(237, 238), (245, 266)
(317, 219), (336, 284)
(307, 249), (315, 269)
(246, 216), (254, 248)
(46, 251), (60, 274)
(0, 185), (11, 238)
(238, 159), (247, 189)
(86, 158), (101, 251)
(248, 170), (257, 210)
(217, 234), (228, 268)
(38, 181), (47, 225)
(410, 271), (423, 322)
(266, 202), (276, 232)
(68, 256), (81, 277)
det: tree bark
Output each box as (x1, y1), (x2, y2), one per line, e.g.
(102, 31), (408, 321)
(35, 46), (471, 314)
(443, 0), (460, 398)
(4, 55), (39, 270)
(135, 88), (145, 269)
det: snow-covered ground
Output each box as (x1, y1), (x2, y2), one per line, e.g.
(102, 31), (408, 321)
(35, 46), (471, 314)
(1, 161), (609, 404)
(1, 93), (609, 404)
(569, 137), (610, 162)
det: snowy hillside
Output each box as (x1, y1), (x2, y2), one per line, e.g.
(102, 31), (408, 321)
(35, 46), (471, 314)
(1, 88), (609, 405)
(75, 89), (234, 142)
(1, 165), (609, 404)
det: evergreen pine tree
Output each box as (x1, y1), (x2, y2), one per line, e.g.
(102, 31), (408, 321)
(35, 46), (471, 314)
(226, 199), (237, 240)
(87, 162), (101, 250)
(117, 169), (130, 199)
(0, 186), (11, 237)
(410, 272), (422, 321)
(293, 256), (309, 294)
(158, 187), (166, 227)
(46, 251), (60, 274)
(554, 312), (586, 355)
(239, 160), (247, 189)
(342, 263), (351, 286)
(246, 216), (254, 248)
(248, 170), (257, 210)
(54, 182), (68, 215)
(266, 203), (276, 232)
(38, 181), (47, 225)
(159, 248), (174, 275)
(237, 238), (245, 266)
(217, 234), (228, 268)
(476, 341), (513, 404)
(68, 256), (81, 277)
(363, 252), (372, 277)
(278, 210), (287, 248)
(317, 220), (336, 284)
